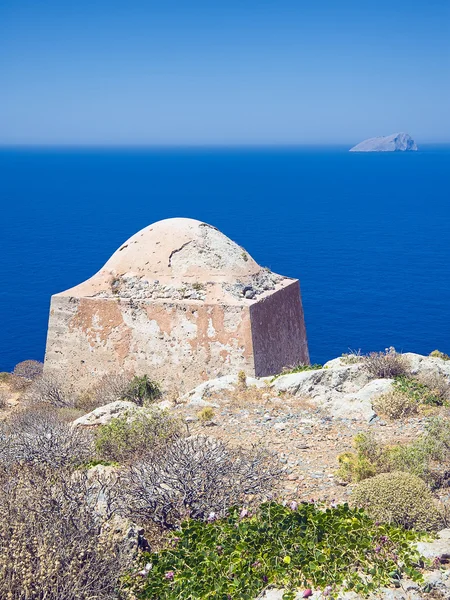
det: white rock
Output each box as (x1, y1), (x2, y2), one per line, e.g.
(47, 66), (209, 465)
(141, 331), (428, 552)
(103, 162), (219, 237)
(415, 528), (450, 560)
(181, 374), (268, 407)
(72, 400), (139, 428)
(328, 378), (393, 421)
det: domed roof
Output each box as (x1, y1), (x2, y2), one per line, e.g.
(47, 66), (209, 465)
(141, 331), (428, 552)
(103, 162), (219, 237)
(102, 218), (260, 279)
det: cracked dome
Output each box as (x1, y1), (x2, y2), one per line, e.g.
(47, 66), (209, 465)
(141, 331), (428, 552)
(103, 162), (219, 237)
(103, 218), (260, 280)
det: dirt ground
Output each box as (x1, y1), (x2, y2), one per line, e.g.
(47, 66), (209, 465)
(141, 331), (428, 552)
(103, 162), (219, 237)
(176, 385), (433, 503)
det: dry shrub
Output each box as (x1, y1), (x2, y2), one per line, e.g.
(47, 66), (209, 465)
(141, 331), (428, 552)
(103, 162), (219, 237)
(0, 405), (94, 469)
(23, 373), (73, 407)
(373, 389), (418, 420)
(120, 435), (281, 529)
(352, 471), (442, 531)
(0, 464), (129, 600)
(13, 359), (44, 380)
(0, 389), (7, 409)
(10, 360), (44, 391)
(86, 372), (132, 410)
(364, 347), (409, 379)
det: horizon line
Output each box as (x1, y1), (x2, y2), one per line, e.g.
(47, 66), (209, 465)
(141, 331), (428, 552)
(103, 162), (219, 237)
(1, 141), (449, 150)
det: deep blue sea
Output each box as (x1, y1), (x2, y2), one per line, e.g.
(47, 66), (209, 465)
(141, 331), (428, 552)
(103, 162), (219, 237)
(1, 146), (449, 372)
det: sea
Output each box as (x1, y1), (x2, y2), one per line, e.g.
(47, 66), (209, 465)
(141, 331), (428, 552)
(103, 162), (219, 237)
(1, 146), (449, 372)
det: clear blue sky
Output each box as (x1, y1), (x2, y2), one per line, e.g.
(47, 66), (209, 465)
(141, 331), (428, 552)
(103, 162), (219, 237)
(1, 0), (449, 145)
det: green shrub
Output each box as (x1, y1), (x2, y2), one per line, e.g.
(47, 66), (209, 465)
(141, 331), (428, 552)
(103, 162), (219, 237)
(430, 349), (450, 361)
(393, 375), (448, 407)
(352, 471), (442, 531)
(122, 375), (162, 406)
(125, 502), (424, 599)
(338, 419), (450, 487)
(95, 410), (180, 463)
(372, 389), (418, 419)
(337, 432), (384, 482)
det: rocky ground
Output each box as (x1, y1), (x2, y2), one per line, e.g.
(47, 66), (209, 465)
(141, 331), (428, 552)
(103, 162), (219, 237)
(5, 351), (450, 599)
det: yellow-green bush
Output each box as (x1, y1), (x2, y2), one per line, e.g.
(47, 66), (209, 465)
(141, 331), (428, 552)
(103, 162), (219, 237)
(430, 349), (450, 361)
(95, 409), (180, 463)
(352, 471), (442, 531)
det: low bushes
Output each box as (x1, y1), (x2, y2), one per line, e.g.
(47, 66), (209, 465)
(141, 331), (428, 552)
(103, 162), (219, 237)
(0, 464), (129, 600)
(352, 471), (442, 532)
(0, 405), (94, 469)
(120, 436), (280, 530)
(95, 410), (181, 463)
(338, 418), (450, 488)
(125, 502), (423, 599)
(23, 373), (73, 407)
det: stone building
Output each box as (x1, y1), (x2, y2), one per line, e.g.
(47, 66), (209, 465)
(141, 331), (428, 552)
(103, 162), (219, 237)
(44, 218), (309, 392)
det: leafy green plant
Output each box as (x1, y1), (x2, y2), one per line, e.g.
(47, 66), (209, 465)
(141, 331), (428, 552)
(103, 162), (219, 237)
(125, 502), (424, 599)
(122, 375), (162, 406)
(393, 375), (448, 407)
(352, 471), (442, 531)
(95, 410), (180, 463)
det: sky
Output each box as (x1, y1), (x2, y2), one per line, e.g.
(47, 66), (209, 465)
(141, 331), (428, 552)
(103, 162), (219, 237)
(1, 0), (449, 145)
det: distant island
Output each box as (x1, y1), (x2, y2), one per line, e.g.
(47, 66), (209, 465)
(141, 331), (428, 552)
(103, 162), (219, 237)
(350, 132), (418, 152)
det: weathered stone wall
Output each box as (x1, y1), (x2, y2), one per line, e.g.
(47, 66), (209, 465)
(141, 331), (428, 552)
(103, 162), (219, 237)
(250, 281), (309, 376)
(45, 295), (255, 393)
(44, 218), (309, 394)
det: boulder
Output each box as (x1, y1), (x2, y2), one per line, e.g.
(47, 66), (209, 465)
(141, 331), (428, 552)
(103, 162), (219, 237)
(72, 400), (139, 428)
(328, 379), (393, 421)
(180, 374), (269, 407)
(415, 528), (450, 560)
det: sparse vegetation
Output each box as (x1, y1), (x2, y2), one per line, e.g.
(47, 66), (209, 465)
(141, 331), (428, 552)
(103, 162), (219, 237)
(23, 373), (73, 406)
(120, 436), (280, 530)
(352, 471), (442, 531)
(191, 281), (205, 292)
(271, 363), (322, 381)
(430, 349), (450, 360)
(12, 359), (44, 381)
(338, 418), (450, 488)
(95, 410), (180, 463)
(373, 388), (419, 419)
(0, 390), (7, 409)
(197, 406), (215, 422)
(0, 463), (129, 600)
(237, 369), (247, 389)
(83, 372), (132, 411)
(126, 501), (424, 599)
(363, 347), (409, 379)
(0, 405), (94, 469)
